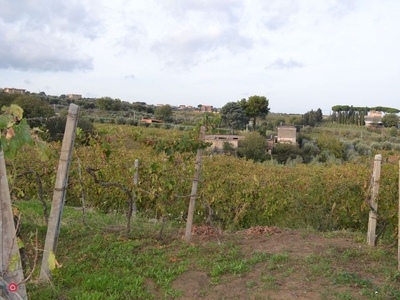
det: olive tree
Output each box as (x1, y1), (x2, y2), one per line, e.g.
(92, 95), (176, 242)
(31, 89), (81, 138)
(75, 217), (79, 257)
(154, 104), (174, 123)
(382, 113), (399, 127)
(237, 132), (269, 162)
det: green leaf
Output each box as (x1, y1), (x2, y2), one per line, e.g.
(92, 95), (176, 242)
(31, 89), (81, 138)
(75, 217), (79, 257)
(0, 115), (12, 130)
(17, 237), (25, 249)
(33, 138), (50, 161)
(48, 251), (56, 271)
(8, 254), (19, 272)
(8, 104), (24, 120)
(4, 119), (33, 158)
(14, 119), (32, 144)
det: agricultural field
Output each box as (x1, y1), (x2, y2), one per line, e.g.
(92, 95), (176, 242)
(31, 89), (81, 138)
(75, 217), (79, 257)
(5, 122), (400, 299)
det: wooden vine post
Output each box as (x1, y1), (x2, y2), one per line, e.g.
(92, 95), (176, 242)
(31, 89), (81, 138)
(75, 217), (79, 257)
(367, 154), (382, 246)
(39, 104), (79, 282)
(133, 159), (139, 217)
(184, 126), (205, 243)
(0, 149), (28, 300)
(398, 160), (400, 271)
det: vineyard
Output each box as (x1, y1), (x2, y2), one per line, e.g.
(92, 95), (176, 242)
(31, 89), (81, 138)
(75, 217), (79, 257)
(2, 119), (400, 299)
(9, 123), (400, 241)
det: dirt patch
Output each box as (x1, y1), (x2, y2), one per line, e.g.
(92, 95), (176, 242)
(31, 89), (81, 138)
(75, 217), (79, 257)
(234, 228), (361, 257)
(172, 271), (210, 299)
(171, 226), (398, 300)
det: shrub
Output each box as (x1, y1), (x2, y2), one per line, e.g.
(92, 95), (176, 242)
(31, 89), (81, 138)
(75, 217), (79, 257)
(311, 150), (342, 165)
(13, 95), (55, 121)
(316, 135), (345, 159)
(127, 118), (137, 125)
(160, 123), (171, 129)
(371, 142), (382, 150)
(286, 155), (303, 166)
(43, 116), (95, 142)
(272, 143), (303, 164)
(352, 138), (362, 146)
(301, 141), (319, 163)
(222, 142), (236, 155)
(389, 127), (398, 137)
(237, 132), (269, 162)
(389, 137), (400, 143)
(115, 117), (126, 125)
(354, 143), (372, 156)
(344, 148), (360, 162)
(149, 123), (161, 128)
(382, 141), (393, 150)
(174, 125), (185, 130)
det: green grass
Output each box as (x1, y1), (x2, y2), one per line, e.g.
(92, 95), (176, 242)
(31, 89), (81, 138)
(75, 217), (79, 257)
(12, 200), (400, 299)
(333, 271), (372, 288)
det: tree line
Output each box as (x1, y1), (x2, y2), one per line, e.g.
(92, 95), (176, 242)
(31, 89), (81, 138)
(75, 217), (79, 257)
(0, 91), (94, 142)
(330, 105), (400, 126)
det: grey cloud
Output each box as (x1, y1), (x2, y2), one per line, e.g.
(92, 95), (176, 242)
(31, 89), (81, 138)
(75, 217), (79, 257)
(116, 24), (147, 53)
(266, 58), (304, 70)
(124, 74), (135, 80)
(142, 0), (250, 69)
(0, 54), (93, 72)
(0, 0), (102, 40)
(0, 29), (93, 71)
(24, 79), (32, 84)
(159, 0), (243, 22)
(0, 0), (97, 73)
(152, 28), (253, 69)
(261, 0), (299, 31)
(328, 0), (357, 17)
(263, 15), (288, 31)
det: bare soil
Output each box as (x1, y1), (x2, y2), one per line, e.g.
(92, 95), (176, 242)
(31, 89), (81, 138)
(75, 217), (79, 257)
(166, 226), (398, 300)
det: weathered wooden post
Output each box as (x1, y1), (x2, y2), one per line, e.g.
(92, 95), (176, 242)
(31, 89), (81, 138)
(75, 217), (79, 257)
(398, 160), (400, 271)
(39, 104), (79, 282)
(133, 159), (139, 217)
(367, 154), (382, 246)
(185, 126), (205, 243)
(0, 149), (28, 300)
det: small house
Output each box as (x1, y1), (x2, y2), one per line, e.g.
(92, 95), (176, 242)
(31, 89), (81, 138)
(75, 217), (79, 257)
(4, 87), (26, 94)
(364, 111), (383, 127)
(276, 126), (297, 144)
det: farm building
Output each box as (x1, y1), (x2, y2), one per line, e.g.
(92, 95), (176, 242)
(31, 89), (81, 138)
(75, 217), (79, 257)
(4, 87), (26, 94)
(276, 126), (297, 144)
(141, 118), (163, 124)
(364, 111), (383, 127)
(205, 135), (245, 152)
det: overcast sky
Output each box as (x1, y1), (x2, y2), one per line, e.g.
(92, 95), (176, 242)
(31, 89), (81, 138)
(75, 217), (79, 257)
(1, 0), (399, 114)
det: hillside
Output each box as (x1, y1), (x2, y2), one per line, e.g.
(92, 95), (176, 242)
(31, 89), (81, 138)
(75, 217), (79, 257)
(1, 111), (400, 299)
